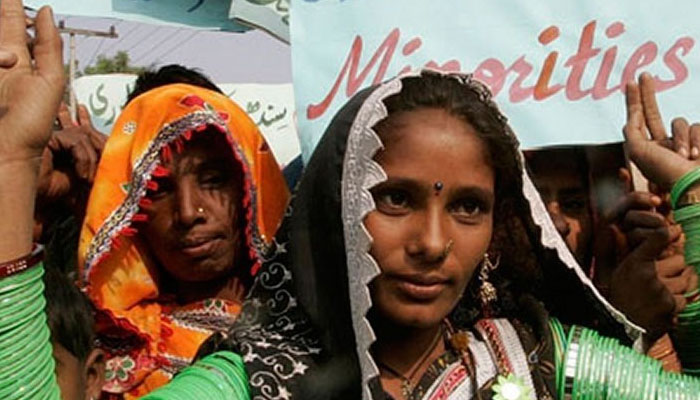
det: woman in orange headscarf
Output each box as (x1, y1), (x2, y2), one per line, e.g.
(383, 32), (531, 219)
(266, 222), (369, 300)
(78, 82), (289, 398)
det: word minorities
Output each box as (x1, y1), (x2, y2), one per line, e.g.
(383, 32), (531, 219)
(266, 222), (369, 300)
(308, 20), (694, 119)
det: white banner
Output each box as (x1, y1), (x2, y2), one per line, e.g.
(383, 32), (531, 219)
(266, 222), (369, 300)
(73, 74), (300, 165)
(291, 0), (700, 161)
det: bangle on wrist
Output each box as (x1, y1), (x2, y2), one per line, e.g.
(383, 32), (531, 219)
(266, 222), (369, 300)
(671, 167), (700, 209)
(0, 245), (43, 278)
(676, 187), (700, 208)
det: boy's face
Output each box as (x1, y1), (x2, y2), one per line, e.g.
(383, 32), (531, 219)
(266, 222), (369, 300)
(53, 342), (104, 400)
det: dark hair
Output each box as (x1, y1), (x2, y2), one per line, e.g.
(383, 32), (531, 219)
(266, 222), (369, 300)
(377, 71), (538, 324)
(126, 64), (222, 105)
(44, 266), (96, 362)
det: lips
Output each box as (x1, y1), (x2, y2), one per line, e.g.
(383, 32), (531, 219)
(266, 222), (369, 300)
(178, 236), (222, 258)
(392, 274), (449, 301)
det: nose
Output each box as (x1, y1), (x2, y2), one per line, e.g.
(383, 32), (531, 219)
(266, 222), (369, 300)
(175, 180), (206, 227)
(546, 201), (571, 238)
(407, 208), (450, 263)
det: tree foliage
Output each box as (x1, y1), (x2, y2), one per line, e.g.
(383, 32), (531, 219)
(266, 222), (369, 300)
(82, 51), (146, 75)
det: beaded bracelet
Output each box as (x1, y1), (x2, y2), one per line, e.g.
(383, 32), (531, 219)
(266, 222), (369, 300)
(0, 245), (43, 279)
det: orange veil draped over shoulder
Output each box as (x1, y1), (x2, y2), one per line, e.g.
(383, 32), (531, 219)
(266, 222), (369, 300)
(78, 84), (289, 398)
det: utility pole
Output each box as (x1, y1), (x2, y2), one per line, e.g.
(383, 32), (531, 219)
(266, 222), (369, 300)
(58, 21), (118, 122)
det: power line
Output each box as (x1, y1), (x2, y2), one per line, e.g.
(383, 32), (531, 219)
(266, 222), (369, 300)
(131, 27), (177, 64)
(100, 23), (140, 56)
(151, 30), (200, 64)
(58, 21), (118, 121)
(87, 21), (123, 66)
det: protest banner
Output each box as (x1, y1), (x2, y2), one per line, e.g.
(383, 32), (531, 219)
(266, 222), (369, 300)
(73, 74), (300, 165)
(229, 0), (289, 42)
(25, 0), (248, 31)
(291, 0), (700, 161)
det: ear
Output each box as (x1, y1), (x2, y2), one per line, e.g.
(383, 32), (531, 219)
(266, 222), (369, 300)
(83, 348), (105, 400)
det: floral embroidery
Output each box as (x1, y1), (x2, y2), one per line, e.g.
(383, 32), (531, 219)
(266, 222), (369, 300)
(104, 355), (137, 391)
(180, 94), (230, 123)
(122, 121), (137, 135)
(204, 298), (226, 313)
(103, 353), (158, 393)
(492, 374), (532, 400)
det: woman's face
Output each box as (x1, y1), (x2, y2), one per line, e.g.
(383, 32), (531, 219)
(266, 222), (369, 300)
(140, 132), (244, 283)
(365, 108), (495, 329)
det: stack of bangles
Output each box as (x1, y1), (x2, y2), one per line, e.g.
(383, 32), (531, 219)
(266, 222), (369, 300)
(142, 351), (250, 400)
(549, 318), (700, 399)
(0, 245), (61, 399)
(671, 167), (700, 375)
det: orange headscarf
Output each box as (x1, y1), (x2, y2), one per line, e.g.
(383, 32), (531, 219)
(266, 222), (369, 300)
(78, 84), (289, 398)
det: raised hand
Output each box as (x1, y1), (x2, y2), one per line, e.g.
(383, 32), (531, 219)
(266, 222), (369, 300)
(0, 0), (64, 260)
(624, 73), (700, 188)
(0, 1), (63, 164)
(608, 222), (680, 339)
(37, 103), (105, 200)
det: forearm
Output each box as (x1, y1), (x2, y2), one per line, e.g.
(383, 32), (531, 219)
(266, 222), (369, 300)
(0, 158), (40, 261)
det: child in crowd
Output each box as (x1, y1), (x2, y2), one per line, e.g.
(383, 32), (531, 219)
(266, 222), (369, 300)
(44, 266), (105, 400)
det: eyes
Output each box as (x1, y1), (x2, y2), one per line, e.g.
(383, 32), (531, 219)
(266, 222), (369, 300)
(372, 185), (491, 223)
(148, 168), (231, 200)
(559, 195), (588, 215)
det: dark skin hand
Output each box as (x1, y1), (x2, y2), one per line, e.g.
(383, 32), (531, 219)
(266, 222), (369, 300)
(618, 73), (700, 337)
(37, 103), (106, 201)
(624, 73), (700, 187)
(603, 203), (683, 339)
(591, 72), (700, 338)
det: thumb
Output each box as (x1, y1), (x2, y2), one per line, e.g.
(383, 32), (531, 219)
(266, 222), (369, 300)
(631, 225), (681, 261)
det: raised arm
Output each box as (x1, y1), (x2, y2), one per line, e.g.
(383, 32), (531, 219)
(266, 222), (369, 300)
(0, 0), (64, 261)
(624, 73), (700, 187)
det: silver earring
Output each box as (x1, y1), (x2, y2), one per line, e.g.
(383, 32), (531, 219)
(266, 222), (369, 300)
(197, 207), (205, 214)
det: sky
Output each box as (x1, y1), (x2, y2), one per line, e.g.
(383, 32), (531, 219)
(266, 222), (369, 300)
(58, 14), (292, 84)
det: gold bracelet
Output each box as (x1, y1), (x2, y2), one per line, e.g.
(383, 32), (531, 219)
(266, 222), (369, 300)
(677, 188), (700, 208)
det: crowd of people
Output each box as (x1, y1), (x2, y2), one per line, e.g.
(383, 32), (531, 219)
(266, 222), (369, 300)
(2, 1), (700, 399)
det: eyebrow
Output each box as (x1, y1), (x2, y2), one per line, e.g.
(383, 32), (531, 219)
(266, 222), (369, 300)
(376, 177), (494, 201)
(450, 186), (495, 204)
(174, 157), (230, 176)
(558, 188), (587, 197)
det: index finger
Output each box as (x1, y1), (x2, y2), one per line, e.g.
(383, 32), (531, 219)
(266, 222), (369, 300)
(623, 95), (649, 148)
(0, 0), (31, 68)
(32, 6), (63, 88)
(57, 102), (74, 128)
(639, 73), (668, 141)
(625, 81), (643, 122)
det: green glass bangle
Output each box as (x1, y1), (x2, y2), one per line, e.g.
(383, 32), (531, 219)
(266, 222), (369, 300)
(6, 347), (55, 400)
(671, 167), (700, 209)
(0, 308), (43, 347)
(142, 351), (250, 400)
(0, 341), (53, 399)
(548, 319), (565, 392)
(0, 282), (45, 321)
(0, 295), (46, 333)
(0, 322), (50, 372)
(0, 265), (43, 294)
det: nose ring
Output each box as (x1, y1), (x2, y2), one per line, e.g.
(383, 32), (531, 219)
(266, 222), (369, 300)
(197, 207), (205, 214)
(441, 239), (454, 259)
